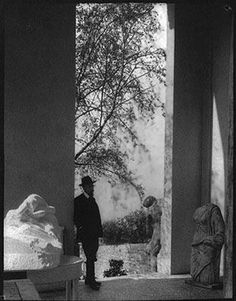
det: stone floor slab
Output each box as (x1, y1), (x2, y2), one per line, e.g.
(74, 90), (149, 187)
(39, 277), (224, 300)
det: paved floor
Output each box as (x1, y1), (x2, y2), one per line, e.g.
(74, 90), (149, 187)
(39, 275), (224, 300)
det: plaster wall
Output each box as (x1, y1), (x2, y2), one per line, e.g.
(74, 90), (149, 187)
(74, 3), (167, 224)
(4, 1), (75, 254)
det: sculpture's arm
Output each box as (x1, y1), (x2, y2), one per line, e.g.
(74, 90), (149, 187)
(211, 206), (225, 248)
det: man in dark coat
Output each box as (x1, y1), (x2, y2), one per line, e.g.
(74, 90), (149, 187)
(74, 176), (103, 290)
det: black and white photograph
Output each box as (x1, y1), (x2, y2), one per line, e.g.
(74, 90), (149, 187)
(2, 1), (234, 300)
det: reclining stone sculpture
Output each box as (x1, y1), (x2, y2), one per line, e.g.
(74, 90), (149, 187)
(4, 194), (63, 270)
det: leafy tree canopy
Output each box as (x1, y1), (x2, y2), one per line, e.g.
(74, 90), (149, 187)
(75, 3), (166, 199)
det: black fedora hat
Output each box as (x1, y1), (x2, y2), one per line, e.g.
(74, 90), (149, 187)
(79, 176), (96, 187)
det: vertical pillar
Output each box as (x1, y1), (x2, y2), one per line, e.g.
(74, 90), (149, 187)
(223, 8), (234, 299)
(209, 3), (233, 297)
(170, 3), (213, 274)
(0, 0), (4, 297)
(4, 1), (76, 254)
(162, 4), (175, 275)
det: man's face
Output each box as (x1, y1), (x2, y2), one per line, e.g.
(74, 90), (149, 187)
(82, 183), (94, 197)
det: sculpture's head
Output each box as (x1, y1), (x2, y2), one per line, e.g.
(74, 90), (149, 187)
(142, 196), (162, 221)
(143, 196), (157, 208)
(4, 194), (63, 242)
(18, 194), (55, 221)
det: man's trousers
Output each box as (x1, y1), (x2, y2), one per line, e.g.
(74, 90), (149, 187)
(81, 237), (99, 282)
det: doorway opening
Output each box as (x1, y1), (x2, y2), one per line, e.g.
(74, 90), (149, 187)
(74, 3), (169, 279)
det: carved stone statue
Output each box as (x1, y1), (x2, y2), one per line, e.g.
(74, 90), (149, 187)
(143, 196), (162, 272)
(4, 194), (63, 270)
(188, 203), (225, 288)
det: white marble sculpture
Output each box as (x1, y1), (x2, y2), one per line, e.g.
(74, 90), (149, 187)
(4, 194), (63, 270)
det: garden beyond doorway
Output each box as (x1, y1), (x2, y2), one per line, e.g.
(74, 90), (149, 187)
(74, 3), (168, 278)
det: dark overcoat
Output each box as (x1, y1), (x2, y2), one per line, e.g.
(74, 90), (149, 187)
(74, 193), (103, 242)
